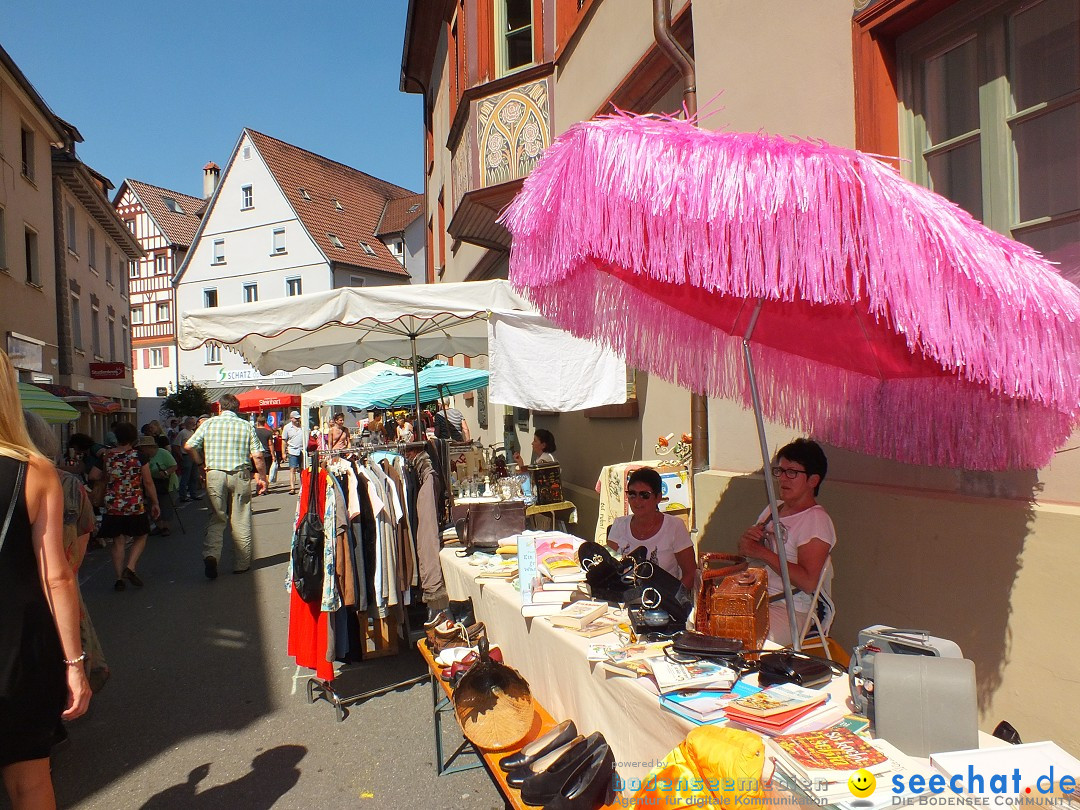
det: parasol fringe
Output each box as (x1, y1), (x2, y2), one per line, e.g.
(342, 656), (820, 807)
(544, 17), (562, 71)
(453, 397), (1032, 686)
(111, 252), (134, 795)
(501, 113), (1080, 417)
(525, 268), (1071, 470)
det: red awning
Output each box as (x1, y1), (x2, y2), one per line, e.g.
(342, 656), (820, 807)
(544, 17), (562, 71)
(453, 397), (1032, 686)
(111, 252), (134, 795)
(233, 388), (301, 413)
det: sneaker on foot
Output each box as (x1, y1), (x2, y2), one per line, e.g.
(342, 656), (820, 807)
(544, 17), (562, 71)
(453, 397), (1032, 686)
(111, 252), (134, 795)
(204, 556), (218, 580)
(123, 567), (143, 587)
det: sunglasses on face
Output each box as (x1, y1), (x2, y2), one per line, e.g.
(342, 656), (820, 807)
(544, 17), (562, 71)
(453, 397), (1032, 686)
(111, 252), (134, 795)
(771, 466), (808, 480)
(626, 490), (656, 500)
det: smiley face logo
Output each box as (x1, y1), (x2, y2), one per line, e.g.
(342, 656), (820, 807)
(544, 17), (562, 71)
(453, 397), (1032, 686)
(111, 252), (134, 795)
(848, 769), (877, 798)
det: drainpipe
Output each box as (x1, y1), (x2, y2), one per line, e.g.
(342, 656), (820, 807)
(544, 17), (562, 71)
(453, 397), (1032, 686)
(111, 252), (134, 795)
(654, 1), (710, 484)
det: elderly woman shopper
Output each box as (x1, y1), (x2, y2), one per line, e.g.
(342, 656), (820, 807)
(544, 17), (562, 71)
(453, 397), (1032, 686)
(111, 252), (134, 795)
(0, 351), (90, 807)
(90, 422), (160, 591)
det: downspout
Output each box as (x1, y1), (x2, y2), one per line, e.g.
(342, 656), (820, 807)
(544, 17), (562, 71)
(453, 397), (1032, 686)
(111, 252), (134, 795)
(654, 1), (710, 491)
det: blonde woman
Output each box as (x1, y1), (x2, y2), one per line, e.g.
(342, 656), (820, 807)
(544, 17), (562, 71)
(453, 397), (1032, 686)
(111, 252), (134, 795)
(0, 351), (90, 808)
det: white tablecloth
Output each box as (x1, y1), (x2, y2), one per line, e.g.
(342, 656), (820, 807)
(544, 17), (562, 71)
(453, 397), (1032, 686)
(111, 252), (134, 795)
(442, 547), (853, 790)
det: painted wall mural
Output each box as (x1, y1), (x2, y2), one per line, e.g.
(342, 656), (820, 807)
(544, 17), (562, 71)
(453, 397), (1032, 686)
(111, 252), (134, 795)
(477, 81), (550, 188)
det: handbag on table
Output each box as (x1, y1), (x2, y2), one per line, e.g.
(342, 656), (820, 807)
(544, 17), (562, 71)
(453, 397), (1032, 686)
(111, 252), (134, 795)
(454, 500), (526, 555)
(695, 553), (769, 657)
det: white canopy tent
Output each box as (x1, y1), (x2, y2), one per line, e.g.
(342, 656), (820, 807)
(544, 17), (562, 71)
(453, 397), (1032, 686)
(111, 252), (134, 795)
(178, 279), (626, 414)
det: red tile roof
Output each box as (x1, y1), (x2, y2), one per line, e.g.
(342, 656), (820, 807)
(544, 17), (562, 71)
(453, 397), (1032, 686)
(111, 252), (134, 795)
(376, 193), (424, 236)
(122, 179), (205, 248)
(246, 129), (416, 278)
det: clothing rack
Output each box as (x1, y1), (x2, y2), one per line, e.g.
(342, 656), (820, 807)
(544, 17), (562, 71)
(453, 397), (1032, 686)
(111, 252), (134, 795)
(301, 453), (430, 721)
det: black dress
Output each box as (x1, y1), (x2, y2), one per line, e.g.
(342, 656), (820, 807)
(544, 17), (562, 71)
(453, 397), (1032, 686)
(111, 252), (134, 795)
(0, 457), (67, 766)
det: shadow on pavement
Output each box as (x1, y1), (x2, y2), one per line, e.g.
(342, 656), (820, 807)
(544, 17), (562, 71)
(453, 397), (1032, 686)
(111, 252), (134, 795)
(252, 551), (290, 571)
(139, 744), (306, 809)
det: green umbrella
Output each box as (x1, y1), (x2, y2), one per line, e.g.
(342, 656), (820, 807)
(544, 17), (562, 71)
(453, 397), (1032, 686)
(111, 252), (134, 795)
(18, 382), (79, 424)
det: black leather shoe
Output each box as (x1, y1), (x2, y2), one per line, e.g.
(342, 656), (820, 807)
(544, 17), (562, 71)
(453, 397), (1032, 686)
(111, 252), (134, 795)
(519, 732), (604, 806)
(545, 738), (616, 810)
(506, 735), (585, 790)
(499, 719), (578, 773)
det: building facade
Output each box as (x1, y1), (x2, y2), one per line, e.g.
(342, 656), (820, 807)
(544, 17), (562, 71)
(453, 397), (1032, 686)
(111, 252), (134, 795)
(51, 124), (142, 437)
(402, 0), (1080, 750)
(0, 44), (64, 385)
(174, 129), (423, 396)
(114, 178), (206, 425)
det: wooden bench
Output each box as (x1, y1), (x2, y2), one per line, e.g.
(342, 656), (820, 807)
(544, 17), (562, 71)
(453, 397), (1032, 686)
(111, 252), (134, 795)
(417, 640), (620, 809)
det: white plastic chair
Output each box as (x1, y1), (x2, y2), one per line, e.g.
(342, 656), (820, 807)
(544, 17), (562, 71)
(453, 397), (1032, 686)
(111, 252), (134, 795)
(797, 558), (836, 659)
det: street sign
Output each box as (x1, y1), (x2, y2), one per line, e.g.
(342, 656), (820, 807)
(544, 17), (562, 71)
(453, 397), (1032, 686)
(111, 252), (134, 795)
(90, 362), (126, 379)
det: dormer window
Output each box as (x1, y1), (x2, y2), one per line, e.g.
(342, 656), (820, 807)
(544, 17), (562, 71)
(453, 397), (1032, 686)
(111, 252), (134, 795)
(328, 233), (345, 249)
(333, 199), (344, 211)
(299, 188), (311, 201)
(408, 203), (420, 213)
(359, 241), (377, 256)
(163, 196), (185, 214)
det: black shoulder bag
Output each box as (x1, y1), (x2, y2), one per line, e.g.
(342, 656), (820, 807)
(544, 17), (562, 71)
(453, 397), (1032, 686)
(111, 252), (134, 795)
(292, 458), (324, 603)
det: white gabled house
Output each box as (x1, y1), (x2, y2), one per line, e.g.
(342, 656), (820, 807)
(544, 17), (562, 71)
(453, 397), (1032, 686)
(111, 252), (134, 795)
(174, 128), (424, 396)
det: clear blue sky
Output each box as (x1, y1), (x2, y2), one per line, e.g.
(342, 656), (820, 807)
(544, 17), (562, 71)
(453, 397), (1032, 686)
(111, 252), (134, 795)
(3, 1), (422, 198)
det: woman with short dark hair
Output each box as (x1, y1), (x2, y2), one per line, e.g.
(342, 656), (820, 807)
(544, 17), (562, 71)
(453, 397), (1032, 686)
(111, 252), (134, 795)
(514, 429), (557, 471)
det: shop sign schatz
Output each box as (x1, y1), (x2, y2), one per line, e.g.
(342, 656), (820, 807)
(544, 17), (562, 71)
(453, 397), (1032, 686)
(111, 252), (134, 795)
(216, 368), (292, 382)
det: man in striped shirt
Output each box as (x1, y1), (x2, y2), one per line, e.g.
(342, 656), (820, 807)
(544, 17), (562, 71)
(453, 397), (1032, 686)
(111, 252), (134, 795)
(185, 393), (268, 579)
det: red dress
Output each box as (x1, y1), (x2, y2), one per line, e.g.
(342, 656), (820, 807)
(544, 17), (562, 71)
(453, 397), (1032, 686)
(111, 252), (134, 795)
(286, 469), (334, 680)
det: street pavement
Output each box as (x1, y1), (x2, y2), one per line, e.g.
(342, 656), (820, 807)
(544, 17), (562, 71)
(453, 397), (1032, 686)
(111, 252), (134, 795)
(21, 485), (505, 810)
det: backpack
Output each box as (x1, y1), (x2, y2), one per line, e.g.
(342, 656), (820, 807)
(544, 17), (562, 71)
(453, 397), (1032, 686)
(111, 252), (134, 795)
(291, 459), (324, 603)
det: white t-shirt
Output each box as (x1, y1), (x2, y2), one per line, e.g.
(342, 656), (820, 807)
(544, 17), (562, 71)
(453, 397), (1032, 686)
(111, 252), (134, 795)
(281, 423), (305, 456)
(755, 504), (836, 613)
(609, 513), (693, 581)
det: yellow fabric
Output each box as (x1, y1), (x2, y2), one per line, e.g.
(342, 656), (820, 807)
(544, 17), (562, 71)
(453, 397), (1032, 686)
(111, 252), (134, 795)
(632, 726), (766, 809)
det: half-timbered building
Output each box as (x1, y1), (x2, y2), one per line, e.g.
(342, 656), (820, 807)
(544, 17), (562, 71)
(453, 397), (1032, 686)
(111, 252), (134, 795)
(113, 178), (205, 424)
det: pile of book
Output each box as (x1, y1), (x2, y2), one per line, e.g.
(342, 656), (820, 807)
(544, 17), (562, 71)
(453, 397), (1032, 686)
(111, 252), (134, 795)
(659, 681), (763, 723)
(600, 641), (674, 678)
(520, 533), (588, 617)
(723, 683), (846, 736)
(766, 728), (909, 807)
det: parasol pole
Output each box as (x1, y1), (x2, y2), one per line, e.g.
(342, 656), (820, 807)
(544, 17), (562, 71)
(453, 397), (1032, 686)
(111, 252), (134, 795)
(410, 332), (422, 435)
(742, 298), (800, 650)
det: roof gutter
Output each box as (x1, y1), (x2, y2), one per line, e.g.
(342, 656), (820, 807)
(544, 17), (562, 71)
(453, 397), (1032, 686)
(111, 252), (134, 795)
(653, 0), (708, 478)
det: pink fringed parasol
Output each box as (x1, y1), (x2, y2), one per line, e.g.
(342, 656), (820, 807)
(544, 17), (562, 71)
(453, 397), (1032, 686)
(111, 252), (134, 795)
(501, 112), (1080, 471)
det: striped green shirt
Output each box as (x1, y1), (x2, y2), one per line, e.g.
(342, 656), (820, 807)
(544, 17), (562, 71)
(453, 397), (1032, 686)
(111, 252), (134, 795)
(185, 411), (263, 472)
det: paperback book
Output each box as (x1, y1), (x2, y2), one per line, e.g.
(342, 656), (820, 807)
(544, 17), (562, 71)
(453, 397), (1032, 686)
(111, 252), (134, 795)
(646, 656), (737, 694)
(768, 728), (890, 784)
(548, 600), (608, 630)
(558, 615), (621, 638)
(729, 683), (827, 717)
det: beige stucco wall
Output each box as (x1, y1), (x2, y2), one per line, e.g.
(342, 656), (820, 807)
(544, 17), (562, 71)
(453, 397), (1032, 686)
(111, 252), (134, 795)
(0, 71), (60, 374)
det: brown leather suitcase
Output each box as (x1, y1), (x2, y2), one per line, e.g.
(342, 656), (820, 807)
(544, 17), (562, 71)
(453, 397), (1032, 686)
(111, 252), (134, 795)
(696, 558), (769, 658)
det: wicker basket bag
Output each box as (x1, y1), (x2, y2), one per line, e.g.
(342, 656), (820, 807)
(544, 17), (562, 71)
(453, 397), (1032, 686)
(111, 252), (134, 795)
(695, 553), (770, 658)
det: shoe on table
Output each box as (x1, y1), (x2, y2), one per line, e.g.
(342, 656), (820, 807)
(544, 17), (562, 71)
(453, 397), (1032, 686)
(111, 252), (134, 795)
(123, 567), (143, 587)
(204, 556), (218, 580)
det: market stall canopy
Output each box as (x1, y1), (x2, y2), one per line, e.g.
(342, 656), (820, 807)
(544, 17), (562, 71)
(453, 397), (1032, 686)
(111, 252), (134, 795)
(178, 280), (532, 374)
(501, 112), (1080, 471)
(19, 383), (79, 424)
(332, 360), (489, 410)
(301, 362), (412, 413)
(34, 383), (121, 414)
(233, 387), (301, 412)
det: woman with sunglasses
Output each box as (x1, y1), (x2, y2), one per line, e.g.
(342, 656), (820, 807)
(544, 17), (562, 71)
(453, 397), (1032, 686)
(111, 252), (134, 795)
(738, 438), (835, 646)
(605, 468), (696, 590)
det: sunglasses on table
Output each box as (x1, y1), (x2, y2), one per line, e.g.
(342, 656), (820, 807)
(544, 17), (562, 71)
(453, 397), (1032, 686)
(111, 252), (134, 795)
(771, 466), (809, 479)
